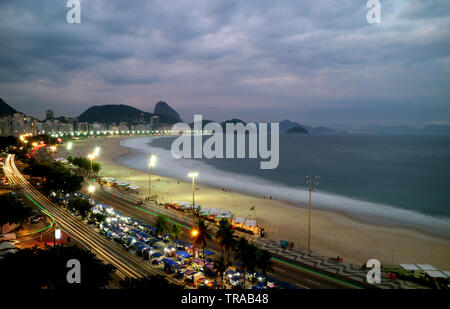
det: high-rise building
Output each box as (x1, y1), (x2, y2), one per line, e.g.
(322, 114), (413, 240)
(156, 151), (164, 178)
(150, 115), (159, 130)
(45, 110), (54, 120)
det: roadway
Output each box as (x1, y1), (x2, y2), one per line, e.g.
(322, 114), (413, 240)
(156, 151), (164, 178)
(3, 154), (182, 284)
(92, 186), (355, 289)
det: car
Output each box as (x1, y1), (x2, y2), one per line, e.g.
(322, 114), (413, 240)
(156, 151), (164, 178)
(9, 240), (20, 246)
(30, 214), (44, 223)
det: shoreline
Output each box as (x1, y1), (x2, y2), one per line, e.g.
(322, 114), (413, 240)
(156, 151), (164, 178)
(123, 136), (450, 238)
(61, 136), (450, 269)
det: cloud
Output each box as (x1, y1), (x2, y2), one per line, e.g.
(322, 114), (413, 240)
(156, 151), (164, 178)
(0, 0), (449, 126)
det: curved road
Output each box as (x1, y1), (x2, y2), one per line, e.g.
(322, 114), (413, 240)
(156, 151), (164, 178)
(3, 154), (181, 283)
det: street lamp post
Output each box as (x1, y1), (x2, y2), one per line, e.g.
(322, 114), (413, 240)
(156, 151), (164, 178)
(50, 145), (57, 159)
(88, 185), (95, 197)
(148, 155), (156, 199)
(54, 228), (61, 247)
(87, 153), (95, 176)
(188, 172), (199, 223)
(191, 228), (199, 258)
(306, 175), (320, 251)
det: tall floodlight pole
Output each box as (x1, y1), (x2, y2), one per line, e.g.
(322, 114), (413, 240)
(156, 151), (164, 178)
(306, 175), (320, 251)
(148, 155), (157, 199)
(87, 153), (95, 176)
(188, 172), (199, 223)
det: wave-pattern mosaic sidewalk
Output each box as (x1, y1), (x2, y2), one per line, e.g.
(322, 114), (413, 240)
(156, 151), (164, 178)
(251, 237), (425, 289)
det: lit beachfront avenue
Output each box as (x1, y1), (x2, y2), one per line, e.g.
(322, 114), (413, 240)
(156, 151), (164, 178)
(188, 171), (199, 223)
(148, 155), (157, 199)
(3, 141), (355, 289)
(2, 154), (149, 280)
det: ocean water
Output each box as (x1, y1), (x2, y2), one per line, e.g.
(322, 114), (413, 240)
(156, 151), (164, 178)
(117, 134), (450, 237)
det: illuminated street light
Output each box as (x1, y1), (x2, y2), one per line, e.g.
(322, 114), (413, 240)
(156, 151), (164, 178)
(305, 175), (320, 251)
(67, 142), (73, 150)
(94, 146), (100, 157)
(148, 155), (157, 199)
(191, 229), (199, 237)
(87, 153), (96, 175)
(88, 185), (95, 196)
(188, 172), (199, 223)
(54, 228), (61, 246)
(49, 145), (57, 158)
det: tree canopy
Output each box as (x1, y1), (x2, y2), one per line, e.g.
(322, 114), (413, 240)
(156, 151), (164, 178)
(0, 245), (115, 289)
(0, 194), (32, 227)
(119, 275), (181, 289)
(23, 161), (84, 194)
(68, 197), (92, 219)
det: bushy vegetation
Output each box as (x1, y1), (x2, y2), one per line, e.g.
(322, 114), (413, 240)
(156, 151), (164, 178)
(119, 274), (182, 289)
(23, 161), (84, 194)
(68, 197), (92, 219)
(67, 156), (101, 175)
(0, 194), (32, 233)
(0, 245), (115, 289)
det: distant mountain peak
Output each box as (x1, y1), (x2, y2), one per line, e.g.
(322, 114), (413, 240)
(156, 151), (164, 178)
(280, 119), (334, 134)
(154, 101), (180, 121)
(77, 102), (181, 125)
(286, 126), (308, 134)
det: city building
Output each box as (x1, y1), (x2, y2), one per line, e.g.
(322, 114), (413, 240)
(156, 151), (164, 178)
(45, 109), (54, 121)
(150, 115), (159, 130)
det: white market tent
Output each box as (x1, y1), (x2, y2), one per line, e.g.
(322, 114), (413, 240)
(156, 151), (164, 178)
(442, 271), (450, 278)
(425, 271), (448, 278)
(115, 181), (131, 187)
(245, 219), (257, 227)
(101, 177), (116, 183)
(210, 208), (221, 217)
(416, 264), (438, 271)
(234, 217), (245, 224)
(201, 208), (211, 215)
(400, 264), (420, 271)
(400, 264), (449, 279)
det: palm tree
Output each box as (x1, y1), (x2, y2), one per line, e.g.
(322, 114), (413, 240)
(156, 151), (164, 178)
(155, 214), (169, 237)
(234, 237), (258, 289)
(170, 224), (182, 247)
(234, 237), (249, 289)
(193, 219), (212, 271)
(213, 256), (230, 289)
(215, 218), (229, 258)
(92, 162), (101, 175)
(215, 218), (237, 265)
(244, 243), (258, 286)
(256, 249), (274, 287)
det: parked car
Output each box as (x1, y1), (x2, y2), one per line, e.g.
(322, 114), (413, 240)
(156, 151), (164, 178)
(30, 214), (44, 223)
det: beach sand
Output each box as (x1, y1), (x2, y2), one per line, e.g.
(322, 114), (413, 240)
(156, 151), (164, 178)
(60, 136), (450, 269)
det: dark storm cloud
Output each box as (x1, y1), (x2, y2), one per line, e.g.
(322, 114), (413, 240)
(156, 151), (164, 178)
(0, 0), (449, 126)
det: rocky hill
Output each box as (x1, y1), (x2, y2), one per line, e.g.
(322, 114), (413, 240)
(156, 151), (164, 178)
(0, 98), (17, 116)
(77, 102), (181, 125)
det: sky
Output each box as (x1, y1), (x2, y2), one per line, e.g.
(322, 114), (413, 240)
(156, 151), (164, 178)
(0, 0), (449, 129)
